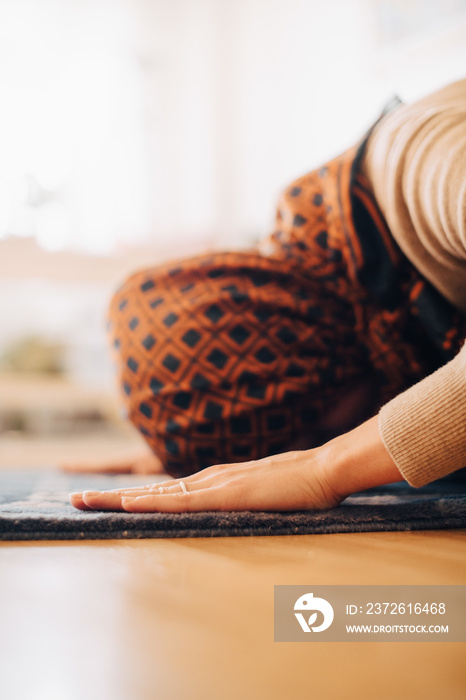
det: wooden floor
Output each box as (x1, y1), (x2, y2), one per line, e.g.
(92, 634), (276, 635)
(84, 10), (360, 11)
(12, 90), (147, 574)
(0, 530), (465, 700)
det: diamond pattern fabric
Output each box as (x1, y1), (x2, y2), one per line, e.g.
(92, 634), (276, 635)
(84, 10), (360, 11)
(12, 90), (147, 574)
(108, 145), (466, 477)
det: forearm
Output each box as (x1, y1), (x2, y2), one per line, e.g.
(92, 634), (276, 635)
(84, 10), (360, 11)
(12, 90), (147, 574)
(318, 415), (404, 502)
(359, 80), (466, 490)
(321, 343), (466, 498)
(379, 344), (466, 486)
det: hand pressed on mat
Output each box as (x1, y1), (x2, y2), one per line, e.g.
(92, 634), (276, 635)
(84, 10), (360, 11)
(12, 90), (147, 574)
(69, 416), (403, 513)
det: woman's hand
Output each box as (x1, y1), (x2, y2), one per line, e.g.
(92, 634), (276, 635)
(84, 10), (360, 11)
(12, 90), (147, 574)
(69, 448), (341, 513)
(69, 416), (404, 513)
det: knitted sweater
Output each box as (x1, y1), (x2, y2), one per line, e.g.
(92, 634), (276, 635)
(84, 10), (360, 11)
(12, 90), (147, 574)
(362, 78), (466, 487)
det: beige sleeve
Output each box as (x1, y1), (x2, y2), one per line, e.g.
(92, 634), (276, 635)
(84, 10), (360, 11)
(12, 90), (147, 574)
(379, 343), (466, 487)
(364, 79), (466, 486)
(362, 78), (466, 312)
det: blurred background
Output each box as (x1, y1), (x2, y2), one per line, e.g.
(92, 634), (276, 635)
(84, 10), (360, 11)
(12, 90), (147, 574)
(1, 0), (465, 467)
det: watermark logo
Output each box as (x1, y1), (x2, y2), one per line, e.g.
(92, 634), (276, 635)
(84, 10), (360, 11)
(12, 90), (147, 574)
(275, 586), (466, 642)
(294, 592), (334, 633)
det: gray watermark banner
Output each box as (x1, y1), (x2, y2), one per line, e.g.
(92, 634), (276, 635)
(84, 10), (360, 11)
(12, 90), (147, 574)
(274, 586), (466, 642)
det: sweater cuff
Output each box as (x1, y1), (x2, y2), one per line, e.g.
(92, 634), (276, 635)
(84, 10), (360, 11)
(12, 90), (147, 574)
(378, 344), (466, 487)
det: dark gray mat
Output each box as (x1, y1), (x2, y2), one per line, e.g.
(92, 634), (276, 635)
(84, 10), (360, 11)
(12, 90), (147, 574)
(0, 469), (465, 540)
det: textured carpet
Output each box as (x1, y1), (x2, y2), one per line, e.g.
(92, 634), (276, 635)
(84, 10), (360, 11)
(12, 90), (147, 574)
(0, 469), (465, 540)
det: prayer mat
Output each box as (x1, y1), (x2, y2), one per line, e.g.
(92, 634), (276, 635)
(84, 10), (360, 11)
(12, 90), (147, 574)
(0, 469), (465, 540)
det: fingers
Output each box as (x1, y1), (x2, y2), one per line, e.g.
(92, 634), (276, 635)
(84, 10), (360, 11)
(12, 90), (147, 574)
(68, 448), (341, 515)
(69, 486), (161, 511)
(70, 477), (205, 511)
(81, 490), (128, 511)
(121, 485), (229, 513)
(69, 492), (93, 511)
(68, 461), (246, 512)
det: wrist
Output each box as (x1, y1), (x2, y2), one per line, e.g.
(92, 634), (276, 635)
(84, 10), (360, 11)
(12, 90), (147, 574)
(317, 415), (404, 501)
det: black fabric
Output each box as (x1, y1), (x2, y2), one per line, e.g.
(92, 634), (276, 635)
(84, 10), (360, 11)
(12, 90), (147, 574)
(0, 469), (465, 540)
(350, 97), (466, 366)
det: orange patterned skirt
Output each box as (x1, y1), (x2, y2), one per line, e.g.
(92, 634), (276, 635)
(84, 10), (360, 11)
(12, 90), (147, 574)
(108, 144), (466, 477)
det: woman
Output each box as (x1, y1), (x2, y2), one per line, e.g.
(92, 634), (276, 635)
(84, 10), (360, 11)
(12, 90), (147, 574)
(70, 79), (466, 513)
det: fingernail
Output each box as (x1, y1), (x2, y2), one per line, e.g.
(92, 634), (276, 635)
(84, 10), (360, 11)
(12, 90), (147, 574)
(83, 491), (100, 498)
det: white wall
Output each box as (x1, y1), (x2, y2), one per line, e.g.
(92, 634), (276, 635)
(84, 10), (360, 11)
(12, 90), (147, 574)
(1, 0), (465, 386)
(134, 0), (466, 250)
(1, 0), (465, 255)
